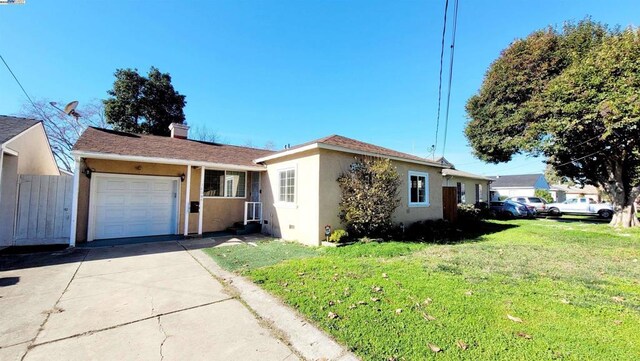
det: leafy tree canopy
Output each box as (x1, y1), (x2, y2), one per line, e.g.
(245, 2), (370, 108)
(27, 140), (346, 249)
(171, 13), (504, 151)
(103, 67), (186, 136)
(466, 19), (640, 226)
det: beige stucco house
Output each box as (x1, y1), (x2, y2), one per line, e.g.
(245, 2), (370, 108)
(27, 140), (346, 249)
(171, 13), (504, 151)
(70, 125), (446, 246)
(1, 116), (60, 247)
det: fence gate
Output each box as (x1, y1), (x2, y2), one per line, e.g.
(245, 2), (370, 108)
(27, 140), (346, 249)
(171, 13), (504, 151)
(442, 186), (458, 223)
(14, 175), (72, 246)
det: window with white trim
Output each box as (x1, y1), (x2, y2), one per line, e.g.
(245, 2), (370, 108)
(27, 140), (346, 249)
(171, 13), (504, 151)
(278, 168), (296, 203)
(408, 171), (429, 206)
(203, 170), (246, 198)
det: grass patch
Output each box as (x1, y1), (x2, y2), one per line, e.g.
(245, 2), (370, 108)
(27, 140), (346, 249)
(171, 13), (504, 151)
(202, 240), (319, 272)
(205, 220), (640, 360)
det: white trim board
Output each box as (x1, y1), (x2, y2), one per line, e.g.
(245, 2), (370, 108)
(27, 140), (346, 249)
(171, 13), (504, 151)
(72, 150), (267, 172)
(254, 142), (446, 168)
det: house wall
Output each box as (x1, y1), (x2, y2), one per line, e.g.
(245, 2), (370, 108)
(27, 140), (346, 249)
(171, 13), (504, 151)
(443, 176), (491, 204)
(260, 149), (320, 246)
(75, 158), (254, 242)
(0, 153), (19, 246)
(260, 149), (444, 246)
(534, 176), (550, 190)
(318, 150), (443, 244)
(491, 187), (536, 200)
(4, 124), (59, 176)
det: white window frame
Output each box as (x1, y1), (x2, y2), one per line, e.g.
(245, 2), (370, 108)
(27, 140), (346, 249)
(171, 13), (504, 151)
(408, 171), (430, 207)
(275, 166), (297, 208)
(202, 169), (247, 199)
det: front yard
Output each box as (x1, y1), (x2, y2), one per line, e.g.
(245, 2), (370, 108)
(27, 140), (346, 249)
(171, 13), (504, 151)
(205, 218), (640, 360)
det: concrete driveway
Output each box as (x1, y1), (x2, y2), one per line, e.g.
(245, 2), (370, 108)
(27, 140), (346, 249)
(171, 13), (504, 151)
(0, 240), (298, 361)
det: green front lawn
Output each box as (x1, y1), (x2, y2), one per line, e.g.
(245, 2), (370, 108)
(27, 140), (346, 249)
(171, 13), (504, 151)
(205, 219), (640, 360)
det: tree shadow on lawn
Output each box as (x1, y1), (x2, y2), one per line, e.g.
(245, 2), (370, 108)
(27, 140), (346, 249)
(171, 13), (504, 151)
(401, 220), (518, 245)
(542, 215), (611, 224)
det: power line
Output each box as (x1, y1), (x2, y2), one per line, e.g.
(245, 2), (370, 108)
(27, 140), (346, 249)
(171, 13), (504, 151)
(0, 53), (39, 111)
(441, 0), (459, 157)
(433, 0), (449, 152)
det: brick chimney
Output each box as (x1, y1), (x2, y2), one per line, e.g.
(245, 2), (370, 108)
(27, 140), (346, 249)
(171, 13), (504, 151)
(169, 123), (189, 139)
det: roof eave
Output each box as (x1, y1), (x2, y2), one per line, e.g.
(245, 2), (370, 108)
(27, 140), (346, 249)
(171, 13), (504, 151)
(253, 142), (446, 168)
(72, 150), (267, 171)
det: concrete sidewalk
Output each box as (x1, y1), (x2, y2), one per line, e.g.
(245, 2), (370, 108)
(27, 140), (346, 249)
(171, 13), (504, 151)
(0, 240), (298, 361)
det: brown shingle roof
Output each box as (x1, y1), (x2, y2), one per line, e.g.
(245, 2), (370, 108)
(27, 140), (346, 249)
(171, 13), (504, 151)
(73, 127), (273, 168)
(0, 115), (40, 144)
(259, 134), (443, 166)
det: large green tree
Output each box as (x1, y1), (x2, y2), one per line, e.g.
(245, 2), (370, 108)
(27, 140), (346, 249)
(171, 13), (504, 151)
(103, 67), (186, 136)
(466, 19), (640, 227)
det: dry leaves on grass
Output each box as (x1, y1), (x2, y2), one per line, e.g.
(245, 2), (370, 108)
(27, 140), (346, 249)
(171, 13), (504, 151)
(395, 308), (403, 314)
(328, 312), (339, 319)
(382, 273), (389, 279)
(423, 298), (433, 305)
(372, 286), (383, 293)
(464, 290), (473, 296)
(371, 297), (380, 302)
(560, 298), (570, 304)
(456, 340), (468, 350)
(612, 296), (625, 303)
(422, 312), (437, 321)
(507, 314), (523, 323)
(428, 343), (442, 353)
(516, 331), (532, 339)
(613, 320), (623, 325)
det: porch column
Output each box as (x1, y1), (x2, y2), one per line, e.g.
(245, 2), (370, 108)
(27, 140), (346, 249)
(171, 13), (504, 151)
(69, 157), (81, 247)
(183, 165), (191, 236)
(198, 167), (205, 235)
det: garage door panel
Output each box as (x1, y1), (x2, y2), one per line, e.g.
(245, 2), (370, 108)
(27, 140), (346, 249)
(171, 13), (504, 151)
(92, 175), (178, 241)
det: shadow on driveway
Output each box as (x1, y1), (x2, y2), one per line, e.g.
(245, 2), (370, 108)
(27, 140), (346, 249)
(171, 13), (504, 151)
(0, 234), (265, 272)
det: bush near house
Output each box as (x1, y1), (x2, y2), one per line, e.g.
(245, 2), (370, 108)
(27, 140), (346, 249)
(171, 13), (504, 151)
(337, 157), (400, 238)
(328, 229), (349, 243)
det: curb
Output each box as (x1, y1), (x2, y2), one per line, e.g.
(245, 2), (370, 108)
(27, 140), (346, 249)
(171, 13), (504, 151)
(182, 241), (359, 361)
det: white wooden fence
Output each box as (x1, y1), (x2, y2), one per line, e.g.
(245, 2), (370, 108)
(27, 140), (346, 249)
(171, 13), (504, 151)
(14, 175), (72, 245)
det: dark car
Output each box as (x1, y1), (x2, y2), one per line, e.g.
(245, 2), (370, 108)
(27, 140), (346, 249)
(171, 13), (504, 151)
(490, 200), (536, 219)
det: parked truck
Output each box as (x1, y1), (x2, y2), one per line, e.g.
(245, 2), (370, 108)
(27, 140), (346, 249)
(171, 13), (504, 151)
(546, 197), (614, 218)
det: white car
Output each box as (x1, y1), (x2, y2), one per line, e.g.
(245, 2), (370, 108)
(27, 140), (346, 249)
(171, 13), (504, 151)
(546, 197), (614, 218)
(507, 196), (548, 213)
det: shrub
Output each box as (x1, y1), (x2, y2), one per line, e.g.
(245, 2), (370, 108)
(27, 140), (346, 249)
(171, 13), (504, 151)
(534, 188), (554, 203)
(406, 219), (455, 244)
(457, 203), (483, 224)
(328, 229), (349, 243)
(337, 157), (400, 238)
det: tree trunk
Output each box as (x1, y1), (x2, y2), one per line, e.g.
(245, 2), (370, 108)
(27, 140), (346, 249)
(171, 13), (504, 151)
(603, 158), (639, 228)
(609, 204), (640, 227)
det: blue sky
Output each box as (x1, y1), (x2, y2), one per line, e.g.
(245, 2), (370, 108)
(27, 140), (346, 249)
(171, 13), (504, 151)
(1, 0), (638, 175)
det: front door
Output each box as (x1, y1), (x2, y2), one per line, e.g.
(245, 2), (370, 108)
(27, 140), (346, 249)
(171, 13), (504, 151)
(250, 171), (261, 202)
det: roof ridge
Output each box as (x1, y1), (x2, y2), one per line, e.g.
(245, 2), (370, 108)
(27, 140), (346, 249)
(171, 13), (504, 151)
(87, 126), (275, 153)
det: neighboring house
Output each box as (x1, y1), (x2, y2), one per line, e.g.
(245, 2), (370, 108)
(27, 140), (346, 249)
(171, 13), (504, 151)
(438, 157), (492, 204)
(550, 184), (601, 203)
(1, 115), (60, 247)
(489, 174), (549, 200)
(70, 125), (446, 246)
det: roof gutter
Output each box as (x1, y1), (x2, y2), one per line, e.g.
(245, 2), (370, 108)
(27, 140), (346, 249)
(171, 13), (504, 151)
(72, 150), (267, 171)
(254, 142), (447, 168)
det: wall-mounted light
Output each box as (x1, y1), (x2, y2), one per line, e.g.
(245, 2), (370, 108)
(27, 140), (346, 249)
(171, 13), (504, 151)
(83, 167), (92, 178)
(180, 173), (186, 182)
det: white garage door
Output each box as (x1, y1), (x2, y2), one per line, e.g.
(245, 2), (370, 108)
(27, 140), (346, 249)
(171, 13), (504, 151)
(90, 174), (179, 241)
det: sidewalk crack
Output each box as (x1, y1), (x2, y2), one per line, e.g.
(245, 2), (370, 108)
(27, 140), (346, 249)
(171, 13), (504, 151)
(158, 316), (168, 361)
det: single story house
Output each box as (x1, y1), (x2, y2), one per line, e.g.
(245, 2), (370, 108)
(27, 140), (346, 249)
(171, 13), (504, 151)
(438, 157), (492, 204)
(70, 124), (446, 246)
(1, 115), (60, 247)
(489, 173), (549, 201)
(549, 184), (601, 203)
